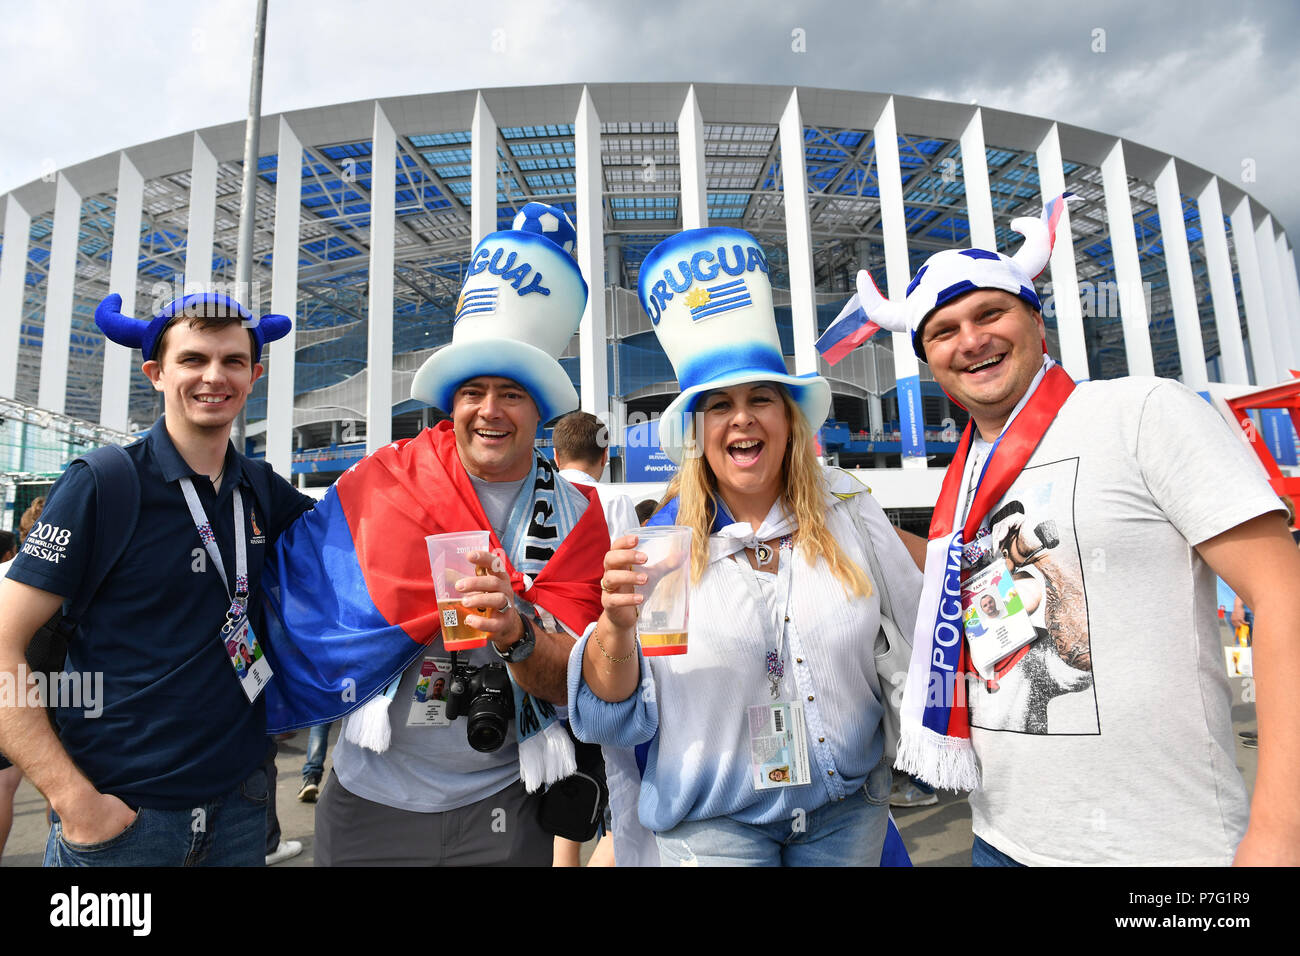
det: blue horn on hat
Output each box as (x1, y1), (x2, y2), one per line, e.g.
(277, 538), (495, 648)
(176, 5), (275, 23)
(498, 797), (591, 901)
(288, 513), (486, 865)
(94, 293), (149, 350)
(94, 292), (292, 363)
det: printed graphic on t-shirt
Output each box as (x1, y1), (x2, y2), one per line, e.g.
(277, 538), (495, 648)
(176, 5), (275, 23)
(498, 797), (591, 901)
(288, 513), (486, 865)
(969, 457), (1099, 735)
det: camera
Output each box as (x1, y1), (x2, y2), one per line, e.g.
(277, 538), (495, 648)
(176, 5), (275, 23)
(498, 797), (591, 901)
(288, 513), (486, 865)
(444, 659), (515, 753)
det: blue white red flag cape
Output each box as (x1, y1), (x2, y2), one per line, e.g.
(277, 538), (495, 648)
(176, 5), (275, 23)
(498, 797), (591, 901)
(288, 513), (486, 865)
(259, 422), (607, 738)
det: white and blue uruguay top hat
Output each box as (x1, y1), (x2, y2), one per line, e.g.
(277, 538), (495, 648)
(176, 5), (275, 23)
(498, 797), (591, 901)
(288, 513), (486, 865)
(412, 203), (587, 424)
(639, 227), (830, 464)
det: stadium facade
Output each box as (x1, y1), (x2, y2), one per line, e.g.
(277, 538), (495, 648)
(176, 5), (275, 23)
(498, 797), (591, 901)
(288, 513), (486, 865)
(2, 83), (1298, 517)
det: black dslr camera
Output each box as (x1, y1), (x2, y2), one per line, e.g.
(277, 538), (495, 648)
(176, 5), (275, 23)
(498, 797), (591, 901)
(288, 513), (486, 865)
(444, 656), (515, 753)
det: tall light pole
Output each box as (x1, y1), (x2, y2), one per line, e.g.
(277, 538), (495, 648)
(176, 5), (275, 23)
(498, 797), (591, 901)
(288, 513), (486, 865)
(232, 0), (269, 451)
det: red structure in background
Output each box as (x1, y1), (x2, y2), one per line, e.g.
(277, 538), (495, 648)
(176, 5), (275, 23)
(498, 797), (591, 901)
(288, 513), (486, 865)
(1225, 371), (1300, 499)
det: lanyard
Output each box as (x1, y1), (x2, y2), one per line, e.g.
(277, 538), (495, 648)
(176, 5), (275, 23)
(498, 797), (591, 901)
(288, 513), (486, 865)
(736, 537), (795, 698)
(179, 477), (248, 631)
(958, 433), (1003, 531)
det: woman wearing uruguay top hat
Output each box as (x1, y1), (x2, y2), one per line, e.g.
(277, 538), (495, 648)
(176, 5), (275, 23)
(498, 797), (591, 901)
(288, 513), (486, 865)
(566, 228), (923, 866)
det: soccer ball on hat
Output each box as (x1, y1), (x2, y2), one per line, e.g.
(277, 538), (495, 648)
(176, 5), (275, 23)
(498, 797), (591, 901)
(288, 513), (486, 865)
(511, 201), (577, 258)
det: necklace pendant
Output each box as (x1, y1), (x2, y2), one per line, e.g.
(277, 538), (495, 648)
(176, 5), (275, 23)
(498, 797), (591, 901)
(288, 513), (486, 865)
(754, 542), (773, 565)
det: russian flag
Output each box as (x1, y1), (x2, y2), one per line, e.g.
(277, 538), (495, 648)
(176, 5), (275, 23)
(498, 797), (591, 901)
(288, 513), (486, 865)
(259, 422), (606, 732)
(816, 292), (882, 365)
(1042, 192), (1075, 254)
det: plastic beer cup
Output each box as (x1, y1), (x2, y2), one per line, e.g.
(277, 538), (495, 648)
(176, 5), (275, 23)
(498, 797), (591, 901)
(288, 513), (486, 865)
(635, 526), (692, 656)
(426, 530), (493, 651)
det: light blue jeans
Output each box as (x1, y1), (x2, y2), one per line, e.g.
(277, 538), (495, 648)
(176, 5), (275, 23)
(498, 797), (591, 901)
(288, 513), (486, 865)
(44, 765), (268, 867)
(655, 759), (892, 867)
(302, 722), (333, 783)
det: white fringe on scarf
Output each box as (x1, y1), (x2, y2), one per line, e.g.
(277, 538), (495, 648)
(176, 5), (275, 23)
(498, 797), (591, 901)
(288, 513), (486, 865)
(344, 694), (393, 753)
(516, 720), (577, 792)
(894, 724), (981, 792)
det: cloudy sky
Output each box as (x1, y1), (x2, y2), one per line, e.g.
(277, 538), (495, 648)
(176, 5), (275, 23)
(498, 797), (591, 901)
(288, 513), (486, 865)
(2, 0), (1297, 252)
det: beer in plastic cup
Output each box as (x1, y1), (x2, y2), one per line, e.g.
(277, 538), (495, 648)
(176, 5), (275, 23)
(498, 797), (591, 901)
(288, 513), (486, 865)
(426, 530), (493, 651)
(635, 526), (692, 656)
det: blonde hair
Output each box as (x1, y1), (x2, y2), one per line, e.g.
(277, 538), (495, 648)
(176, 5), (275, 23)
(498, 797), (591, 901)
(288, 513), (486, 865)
(663, 388), (872, 599)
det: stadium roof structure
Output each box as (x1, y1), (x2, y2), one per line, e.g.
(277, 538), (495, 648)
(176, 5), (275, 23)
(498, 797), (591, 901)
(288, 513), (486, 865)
(1, 83), (1297, 473)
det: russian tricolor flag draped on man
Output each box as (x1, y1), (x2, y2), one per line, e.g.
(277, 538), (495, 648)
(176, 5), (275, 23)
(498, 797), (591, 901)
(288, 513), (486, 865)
(258, 422), (608, 732)
(257, 202), (607, 734)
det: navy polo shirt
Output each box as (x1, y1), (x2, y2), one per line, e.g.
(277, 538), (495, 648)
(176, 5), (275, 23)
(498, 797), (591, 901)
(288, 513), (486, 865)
(7, 418), (314, 809)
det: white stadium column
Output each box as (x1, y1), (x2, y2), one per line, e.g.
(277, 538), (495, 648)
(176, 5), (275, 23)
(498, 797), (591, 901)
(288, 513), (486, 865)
(1100, 140), (1154, 378)
(1281, 242), (1300, 355)
(1153, 159), (1207, 389)
(678, 85), (707, 230)
(959, 108), (996, 249)
(872, 96), (926, 468)
(575, 85), (608, 421)
(366, 102), (396, 452)
(1035, 124), (1088, 380)
(0, 195), (32, 399)
(1196, 178), (1249, 384)
(102, 152), (144, 431)
(185, 132), (218, 292)
(1229, 197), (1275, 385)
(38, 172), (81, 414)
(779, 88), (819, 382)
(268, 117), (303, 478)
(1256, 215), (1293, 380)
(470, 92), (497, 247)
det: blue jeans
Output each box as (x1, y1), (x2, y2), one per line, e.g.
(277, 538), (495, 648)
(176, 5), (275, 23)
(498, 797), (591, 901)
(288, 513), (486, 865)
(302, 722), (333, 783)
(44, 765), (269, 867)
(972, 834), (1026, 867)
(655, 759), (892, 866)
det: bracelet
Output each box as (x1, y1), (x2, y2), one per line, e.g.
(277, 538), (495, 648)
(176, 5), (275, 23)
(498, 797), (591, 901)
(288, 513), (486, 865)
(593, 631), (637, 664)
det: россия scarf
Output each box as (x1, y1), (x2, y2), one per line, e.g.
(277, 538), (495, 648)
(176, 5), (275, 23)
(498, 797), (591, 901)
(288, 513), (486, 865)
(894, 357), (1075, 791)
(260, 420), (608, 790)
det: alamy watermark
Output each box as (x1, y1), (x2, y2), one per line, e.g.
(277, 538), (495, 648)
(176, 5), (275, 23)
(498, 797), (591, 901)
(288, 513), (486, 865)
(149, 276), (267, 326)
(1038, 278), (1153, 320)
(0, 665), (103, 718)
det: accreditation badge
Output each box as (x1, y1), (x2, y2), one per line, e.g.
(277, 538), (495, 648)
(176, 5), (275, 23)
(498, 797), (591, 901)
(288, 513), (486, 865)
(961, 559), (1037, 679)
(405, 657), (454, 727)
(225, 618), (273, 703)
(747, 702), (811, 790)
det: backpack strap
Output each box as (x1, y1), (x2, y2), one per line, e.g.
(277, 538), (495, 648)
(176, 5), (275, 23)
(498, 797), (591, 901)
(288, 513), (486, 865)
(63, 443), (141, 625)
(26, 443), (141, 687)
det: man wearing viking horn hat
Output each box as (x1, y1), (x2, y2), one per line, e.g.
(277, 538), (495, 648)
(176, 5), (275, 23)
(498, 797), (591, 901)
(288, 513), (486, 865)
(820, 194), (1300, 867)
(0, 293), (315, 866)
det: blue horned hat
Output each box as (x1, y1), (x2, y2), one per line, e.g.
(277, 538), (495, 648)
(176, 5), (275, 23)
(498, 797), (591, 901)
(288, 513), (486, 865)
(94, 292), (292, 363)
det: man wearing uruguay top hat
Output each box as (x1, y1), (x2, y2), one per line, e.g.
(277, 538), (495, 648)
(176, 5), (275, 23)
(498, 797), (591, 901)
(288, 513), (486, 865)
(261, 203), (609, 866)
(0, 294), (314, 866)
(823, 197), (1300, 866)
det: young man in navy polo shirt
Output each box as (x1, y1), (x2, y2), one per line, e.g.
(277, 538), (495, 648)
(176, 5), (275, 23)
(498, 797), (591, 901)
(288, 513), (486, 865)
(0, 296), (313, 866)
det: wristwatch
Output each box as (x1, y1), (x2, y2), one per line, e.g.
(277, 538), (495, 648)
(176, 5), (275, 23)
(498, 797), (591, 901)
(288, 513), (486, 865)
(493, 607), (537, 663)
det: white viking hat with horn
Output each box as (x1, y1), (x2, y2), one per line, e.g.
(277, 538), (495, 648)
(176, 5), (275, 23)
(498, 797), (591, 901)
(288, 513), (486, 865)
(853, 193), (1075, 361)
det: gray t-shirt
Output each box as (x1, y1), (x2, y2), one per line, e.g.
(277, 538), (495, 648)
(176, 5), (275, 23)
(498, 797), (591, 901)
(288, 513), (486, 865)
(333, 473), (528, 813)
(966, 377), (1281, 865)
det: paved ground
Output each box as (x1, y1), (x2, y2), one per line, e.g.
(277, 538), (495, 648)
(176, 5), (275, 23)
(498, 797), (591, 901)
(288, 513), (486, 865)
(1, 651), (1258, 867)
